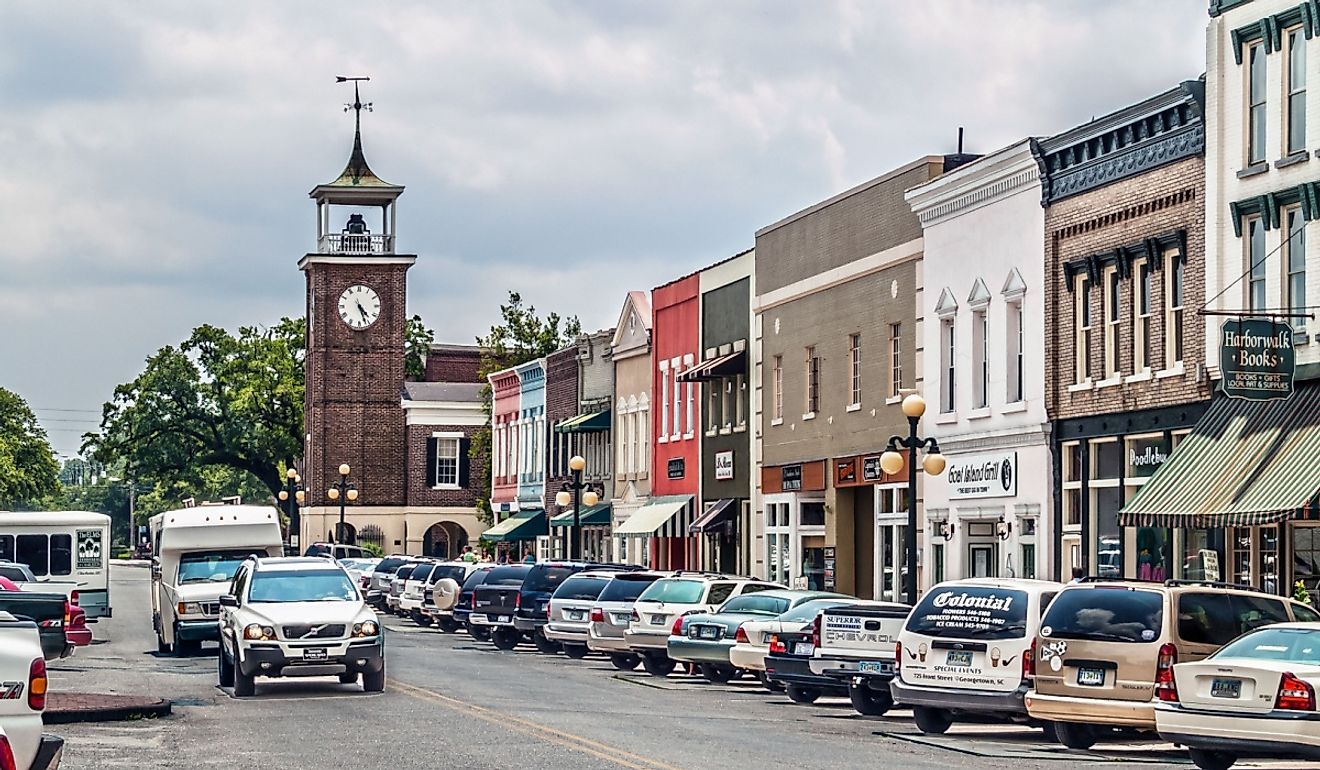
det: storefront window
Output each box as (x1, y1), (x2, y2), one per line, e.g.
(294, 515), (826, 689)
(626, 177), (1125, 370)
(802, 546), (825, 590)
(932, 543), (945, 584)
(765, 502), (791, 585)
(1259, 526), (1279, 595)
(1020, 543), (1036, 580)
(1092, 486), (1121, 577)
(800, 502), (825, 528)
(1230, 527), (1252, 586)
(1063, 443), (1082, 483)
(1135, 528), (1168, 582)
(1180, 529), (1217, 581)
(1093, 440), (1122, 479)
(1294, 526), (1320, 594)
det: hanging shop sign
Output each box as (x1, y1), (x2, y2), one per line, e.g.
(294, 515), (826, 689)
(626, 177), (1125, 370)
(1219, 319), (1295, 401)
(714, 451), (734, 481)
(780, 464), (802, 491)
(946, 451), (1018, 500)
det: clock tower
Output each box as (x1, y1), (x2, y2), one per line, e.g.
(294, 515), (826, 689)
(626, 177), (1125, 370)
(299, 79), (414, 540)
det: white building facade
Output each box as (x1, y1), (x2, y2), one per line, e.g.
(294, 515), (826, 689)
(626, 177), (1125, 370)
(906, 140), (1053, 586)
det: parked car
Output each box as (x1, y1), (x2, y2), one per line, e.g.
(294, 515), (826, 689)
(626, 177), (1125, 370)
(402, 562), (468, 625)
(892, 578), (1061, 735)
(64, 605), (91, 648)
(808, 600), (912, 716)
(469, 564), (536, 649)
(217, 556), (384, 697)
(670, 590), (847, 683)
(586, 571), (668, 670)
(729, 596), (857, 685)
(510, 562), (639, 653)
(545, 571), (622, 658)
(386, 561), (432, 615)
(364, 555), (411, 607)
(0, 562), (80, 609)
(417, 562), (483, 629)
(0, 610), (63, 769)
(338, 558), (380, 592)
(398, 562), (442, 622)
(454, 566), (496, 640)
(303, 543), (369, 560)
(1154, 622), (1320, 769)
(0, 590), (72, 661)
(625, 574), (780, 677)
(1025, 578), (1320, 750)
(765, 628), (847, 703)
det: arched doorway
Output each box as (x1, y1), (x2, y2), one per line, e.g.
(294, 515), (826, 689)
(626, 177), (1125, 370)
(332, 522), (357, 545)
(423, 521), (468, 559)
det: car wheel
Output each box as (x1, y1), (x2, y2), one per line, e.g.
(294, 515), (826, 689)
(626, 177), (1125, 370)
(849, 680), (894, 717)
(176, 637), (201, 657)
(437, 617), (459, 633)
(641, 652), (675, 677)
(757, 671), (786, 693)
(700, 663), (736, 684)
(912, 706), (953, 734)
(609, 653), (640, 671)
(492, 627), (521, 651)
(217, 647), (234, 688)
(467, 624), (491, 642)
(1188, 748), (1237, 770)
(362, 663), (386, 693)
(533, 632), (561, 655)
(785, 685), (820, 704)
(156, 634), (172, 655)
(338, 671), (359, 685)
(233, 664), (256, 697)
(410, 610), (428, 626)
(1052, 721), (1096, 750)
(1040, 722), (1059, 743)
(562, 643), (589, 659)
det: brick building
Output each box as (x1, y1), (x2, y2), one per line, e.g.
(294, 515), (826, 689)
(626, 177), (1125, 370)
(1038, 81), (1212, 581)
(550, 329), (615, 561)
(543, 346), (581, 558)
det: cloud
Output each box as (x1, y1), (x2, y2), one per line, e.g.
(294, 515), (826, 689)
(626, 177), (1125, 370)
(0, 0), (1209, 454)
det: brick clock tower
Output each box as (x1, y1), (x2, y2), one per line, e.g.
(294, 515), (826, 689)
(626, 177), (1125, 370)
(298, 80), (415, 546)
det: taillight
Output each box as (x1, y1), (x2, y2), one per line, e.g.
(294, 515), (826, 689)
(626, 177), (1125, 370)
(1276, 672), (1316, 711)
(515, 593), (522, 610)
(64, 600), (72, 626)
(1155, 642), (1178, 703)
(671, 616), (685, 636)
(1023, 639), (1036, 682)
(70, 590), (79, 606)
(734, 625), (749, 644)
(470, 594), (477, 609)
(630, 609), (640, 622)
(590, 608), (605, 623)
(769, 635), (786, 654)
(29, 657), (47, 711)
(0, 734), (15, 770)
(811, 614), (822, 648)
(895, 641), (902, 674)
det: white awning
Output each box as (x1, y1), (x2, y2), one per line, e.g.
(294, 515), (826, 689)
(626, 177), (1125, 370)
(612, 495), (692, 538)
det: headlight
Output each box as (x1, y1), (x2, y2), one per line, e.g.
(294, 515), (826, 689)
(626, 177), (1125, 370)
(243, 623), (276, 641)
(352, 620), (379, 637)
(177, 602), (203, 616)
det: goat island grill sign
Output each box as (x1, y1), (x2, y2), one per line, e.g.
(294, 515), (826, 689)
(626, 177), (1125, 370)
(1219, 319), (1294, 401)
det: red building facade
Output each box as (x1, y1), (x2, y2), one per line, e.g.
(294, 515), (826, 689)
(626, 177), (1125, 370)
(648, 273), (701, 569)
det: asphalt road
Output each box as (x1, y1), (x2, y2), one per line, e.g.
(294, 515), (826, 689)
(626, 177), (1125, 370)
(48, 565), (1309, 769)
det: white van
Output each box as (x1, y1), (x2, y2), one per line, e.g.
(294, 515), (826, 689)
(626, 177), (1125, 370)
(891, 578), (1062, 735)
(149, 505), (283, 654)
(0, 510), (112, 619)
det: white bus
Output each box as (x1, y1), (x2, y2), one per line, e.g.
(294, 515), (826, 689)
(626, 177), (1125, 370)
(0, 510), (113, 619)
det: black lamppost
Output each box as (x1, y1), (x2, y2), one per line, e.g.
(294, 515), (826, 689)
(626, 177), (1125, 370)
(276, 467), (305, 552)
(879, 394), (945, 606)
(554, 455), (601, 561)
(326, 463), (359, 544)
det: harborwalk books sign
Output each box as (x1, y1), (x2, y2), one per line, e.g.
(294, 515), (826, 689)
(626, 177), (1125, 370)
(1219, 319), (1294, 401)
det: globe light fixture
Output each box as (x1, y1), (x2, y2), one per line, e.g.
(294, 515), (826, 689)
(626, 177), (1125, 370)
(582, 489), (600, 508)
(555, 490), (571, 507)
(879, 450), (905, 476)
(923, 453), (947, 476)
(327, 487), (340, 500)
(569, 455), (586, 473)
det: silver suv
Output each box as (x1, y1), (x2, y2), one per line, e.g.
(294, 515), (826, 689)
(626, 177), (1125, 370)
(587, 571), (668, 670)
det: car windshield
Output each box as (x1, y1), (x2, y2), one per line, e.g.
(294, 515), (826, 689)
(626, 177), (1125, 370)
(907, 586), (1030, 640)
(394, 565), (420, 581)
(248, 570), (358, 603)
(177, 550), (262, 584)
(638, 579), (705, 604)
(485, 565), (533, 586)
(553, 576), (609, 601)
(431, 566), (467, 583)
(1040, 587), (1163, 643)
(720, 594), (791, 615)
(598, 575), (661, 602)
(460, 569), (492, 591)
(374, 558), (408, 574)
(778, 599), (854, 623)
(409, 565), (435, 582)
(524, 565), (577, 594)
(1214, 627), (1320, 663)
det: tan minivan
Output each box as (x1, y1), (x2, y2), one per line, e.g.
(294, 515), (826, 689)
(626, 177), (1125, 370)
(1025, 579), (1320, 750)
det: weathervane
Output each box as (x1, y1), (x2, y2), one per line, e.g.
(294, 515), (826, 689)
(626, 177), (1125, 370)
(337, 75), (372, 123)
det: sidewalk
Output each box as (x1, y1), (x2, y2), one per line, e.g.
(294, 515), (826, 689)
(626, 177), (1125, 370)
(45, 693), (172, 724)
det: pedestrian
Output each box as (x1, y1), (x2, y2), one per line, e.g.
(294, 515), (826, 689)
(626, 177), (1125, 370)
(1069, 567), (1085, 584)
(522, 550), (536, 564)
(460, 545), (478, 564)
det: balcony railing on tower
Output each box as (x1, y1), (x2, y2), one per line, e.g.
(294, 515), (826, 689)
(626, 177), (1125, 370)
(317, 233), (395, 254)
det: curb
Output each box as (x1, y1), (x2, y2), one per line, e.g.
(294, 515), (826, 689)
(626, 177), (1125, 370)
(44, 695), (173, 725)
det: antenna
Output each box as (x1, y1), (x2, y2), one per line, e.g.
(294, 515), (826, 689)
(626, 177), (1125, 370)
(957, 126), (964, 155)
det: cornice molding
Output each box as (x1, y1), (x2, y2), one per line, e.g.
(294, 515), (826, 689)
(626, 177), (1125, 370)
(906, 140), (1040, 226)
(1045, 123), (1204, 204)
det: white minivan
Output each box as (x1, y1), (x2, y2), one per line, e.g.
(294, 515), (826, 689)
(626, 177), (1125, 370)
(891, 578), (1061, 736)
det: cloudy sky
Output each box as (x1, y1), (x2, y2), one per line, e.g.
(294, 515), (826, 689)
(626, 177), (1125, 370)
(1, 0), (1209, 456)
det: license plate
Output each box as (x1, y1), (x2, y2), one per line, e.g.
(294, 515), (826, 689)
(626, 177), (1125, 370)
(470, 613), (488, 624)
(568, 611), (584, 621)
(1077, 667), (1105, 687)
(650, 615), (667, 625)
(613, 614), (631, 624)
(760, 632), (772, 644)
(858, 660), (891, 675)
(699, 626), (720, 640)
(793, 642), (815, 656)
(945, 650), (973, 667)
(496, 615), (511, 624)
(303, 647), (327, 661)
(1211, 678), (1241, 699)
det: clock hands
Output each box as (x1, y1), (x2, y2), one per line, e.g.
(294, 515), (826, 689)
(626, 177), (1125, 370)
(356, 301), (370, 323)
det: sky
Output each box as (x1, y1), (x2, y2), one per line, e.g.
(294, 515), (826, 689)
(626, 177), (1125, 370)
(0, 0), (1210, 457)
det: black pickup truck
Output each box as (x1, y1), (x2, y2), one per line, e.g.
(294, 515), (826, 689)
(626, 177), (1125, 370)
(0, 591), (72, 660)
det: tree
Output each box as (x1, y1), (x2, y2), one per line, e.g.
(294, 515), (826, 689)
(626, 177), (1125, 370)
(0, 387), (60, 507)
(471, 291), (582, 522)
(84, 319), (304, 504)
(405, 315), (435, 381)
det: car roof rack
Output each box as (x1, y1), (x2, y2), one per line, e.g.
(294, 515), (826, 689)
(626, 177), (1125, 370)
(1075, 576), (1151, 584)
(1163, 579), (1261, 592)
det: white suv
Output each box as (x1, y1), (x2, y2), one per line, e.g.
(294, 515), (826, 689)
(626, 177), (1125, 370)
(217, 556), (384, 697)
(625, 573), (781, 676)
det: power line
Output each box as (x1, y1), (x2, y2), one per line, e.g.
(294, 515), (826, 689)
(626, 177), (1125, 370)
(34, 407), (102, 413)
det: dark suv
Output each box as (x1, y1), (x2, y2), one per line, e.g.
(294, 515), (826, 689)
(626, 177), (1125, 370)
(476, 562), (639, 652)
(470, 564), (536, 649)
(454, 566), (495, 640)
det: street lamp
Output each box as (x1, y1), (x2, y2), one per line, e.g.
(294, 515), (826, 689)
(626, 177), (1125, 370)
(326, 463), (359, 545)
(276, 467), (305, 551)
(554, 455), (600, 561)
(879, 394), (945, 606)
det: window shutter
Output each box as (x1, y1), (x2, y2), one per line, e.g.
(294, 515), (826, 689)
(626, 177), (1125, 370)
(458, 437), (471, 488)
(426, 438), (438, 487)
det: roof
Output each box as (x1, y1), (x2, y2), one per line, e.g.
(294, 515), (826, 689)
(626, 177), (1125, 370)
(402, 381), (484, 403)
(252, 557), (345, 572)
(152, 505), (281, 529)
(652, 247), (754, 293)
(428, 343), (483, 354)
(0, 511), (111, 527)
(755, 156), (944, 237)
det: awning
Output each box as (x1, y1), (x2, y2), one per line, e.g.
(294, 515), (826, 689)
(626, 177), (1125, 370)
(690, 498), (739, 534)
(1119, 383), (1320, 528)
(481, 509), (547, 542)
(613, 495), (693, 538)
(676, 350), (746, 383)
(554, 410), (611, 433)
(549, 503), (612, 528)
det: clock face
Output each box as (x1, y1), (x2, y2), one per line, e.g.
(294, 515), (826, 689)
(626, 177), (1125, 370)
(338, 284), (382, 330)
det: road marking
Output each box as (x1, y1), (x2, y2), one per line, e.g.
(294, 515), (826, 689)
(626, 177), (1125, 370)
(390, 679), (687, 770)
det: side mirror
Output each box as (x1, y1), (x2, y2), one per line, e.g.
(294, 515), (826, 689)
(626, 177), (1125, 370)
(218, 595), (239, 608)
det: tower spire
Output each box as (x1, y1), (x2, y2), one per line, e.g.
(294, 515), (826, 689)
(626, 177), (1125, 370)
(328, 76), (390, 187)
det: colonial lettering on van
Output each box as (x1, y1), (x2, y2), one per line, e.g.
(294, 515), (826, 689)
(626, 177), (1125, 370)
(945, 451), (1018, 500)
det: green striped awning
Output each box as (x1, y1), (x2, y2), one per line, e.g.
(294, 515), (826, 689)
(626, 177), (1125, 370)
(554, 410), (611, 433)
(480, 509), (547, 542)
(1119, 382), (1320, 528)
(549, 503), (611, 527)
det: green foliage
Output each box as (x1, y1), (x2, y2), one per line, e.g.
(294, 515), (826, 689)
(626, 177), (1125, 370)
(471, 292), (582, 523)
(360, 542), (384, 557)
(0, 387), (60, 507)
(83, 319), (304, 505)
(1296, 580), (1312, 606)
(405, 315), (435, 381)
